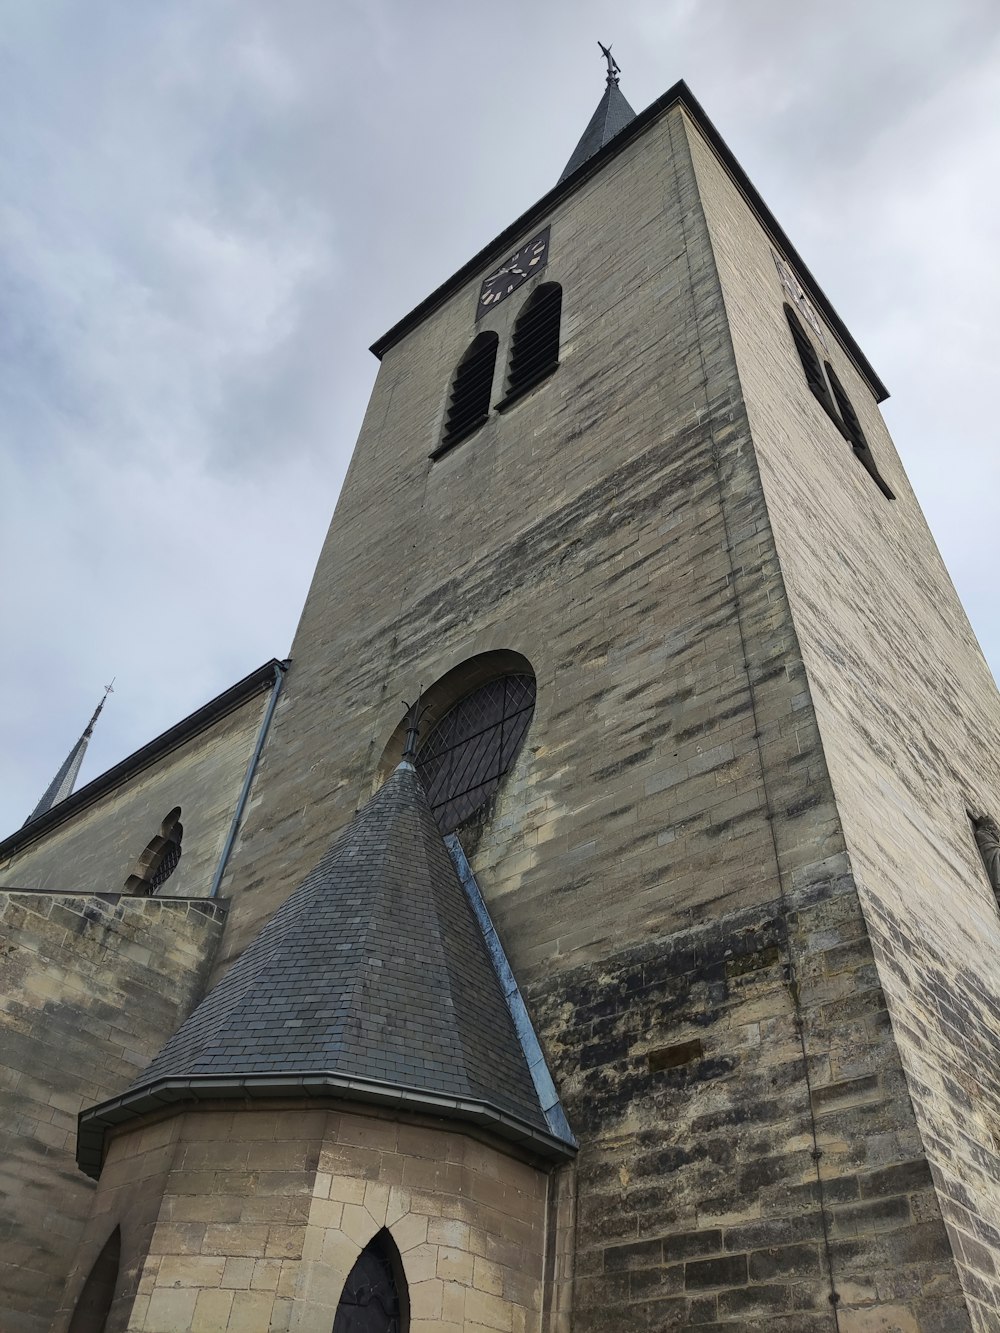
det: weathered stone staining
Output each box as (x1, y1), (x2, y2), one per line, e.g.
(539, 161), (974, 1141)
(2, 75), (999, 1332)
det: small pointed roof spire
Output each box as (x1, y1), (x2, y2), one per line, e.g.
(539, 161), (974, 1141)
(558, 42), (637, 184)
(25, 681), (113, 825)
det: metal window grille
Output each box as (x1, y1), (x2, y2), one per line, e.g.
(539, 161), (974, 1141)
(333, 1231), (404, 1333)
(439, 331), (498, 452)
(506, 284), (561, 400)
(149, 831), (182, 892)
(416, 674), (536, 834)
(825, 363), (895, 500)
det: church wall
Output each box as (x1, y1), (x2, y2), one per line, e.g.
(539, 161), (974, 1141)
(62, 1106), (548, 1332)
(0, 891), (225, 1333)
(685, 109), (1000, 1326)
(532, 880), (967, 1331)
(200, 99), (964, 1327)
(0, 689), (269, 899)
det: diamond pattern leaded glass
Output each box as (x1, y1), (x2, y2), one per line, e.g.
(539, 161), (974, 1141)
(415, 674), (535, 833)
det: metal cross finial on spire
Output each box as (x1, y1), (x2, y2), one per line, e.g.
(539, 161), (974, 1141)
(598, 41), (621, 86)
(85, 678), (115, 737)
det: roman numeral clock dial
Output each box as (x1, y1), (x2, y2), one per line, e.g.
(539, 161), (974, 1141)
(477, 227), (550, 316)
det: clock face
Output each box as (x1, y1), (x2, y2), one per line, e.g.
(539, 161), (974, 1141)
(477, 227), (550, 316)
(773, 252), (828, 353)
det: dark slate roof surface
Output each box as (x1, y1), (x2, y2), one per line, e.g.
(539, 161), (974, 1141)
(558, 79), (637, 182)
(112, 763), (547, 1132)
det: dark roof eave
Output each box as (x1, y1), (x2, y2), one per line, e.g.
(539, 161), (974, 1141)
(370, 80), (888, 403)
(2, 659), (289, 859)
(76, 1071), (577, 1178)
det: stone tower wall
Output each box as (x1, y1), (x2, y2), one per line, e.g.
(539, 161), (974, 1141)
(687, 110), (1000, 1328)
(209, 101), (971, 1326)
(214, 105), (837, 981)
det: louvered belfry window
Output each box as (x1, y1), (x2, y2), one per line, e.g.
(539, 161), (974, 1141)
(415, 674), (536, 834)
(436, 330), (498, 455)
(784, 304), (839, 421)
(825, 362), (895, 500)
(503, 283), (562, 404)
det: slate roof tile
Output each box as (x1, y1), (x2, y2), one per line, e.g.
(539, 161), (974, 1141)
(559, 79), (637, 183)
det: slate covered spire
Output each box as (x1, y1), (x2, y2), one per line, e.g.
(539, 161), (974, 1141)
(25, 683), (113, 826)
(77, 761), (575, 1176)
(558, 42), (636, 183)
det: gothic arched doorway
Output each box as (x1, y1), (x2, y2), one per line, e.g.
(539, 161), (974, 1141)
(68, 1226), (120, 1333)
(332, 1228), (408, 1332)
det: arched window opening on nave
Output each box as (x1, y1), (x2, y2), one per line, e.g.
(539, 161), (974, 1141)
(124, 807), (183, 895)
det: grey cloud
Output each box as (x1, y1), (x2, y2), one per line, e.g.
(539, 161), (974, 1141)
(2, 0), (998, 832)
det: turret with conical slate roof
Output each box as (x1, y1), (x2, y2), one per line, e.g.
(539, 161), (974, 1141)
(77, 760), (574, 1176)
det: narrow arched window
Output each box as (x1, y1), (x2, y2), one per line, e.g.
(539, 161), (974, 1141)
(68, 1226), (120, 1333)
(501, 282), (562, 406)
(125, 807), (183, 895)
(333, 1228), (409, 1332)
(825, 362), (895, 500)
(435, 331), (498, 457)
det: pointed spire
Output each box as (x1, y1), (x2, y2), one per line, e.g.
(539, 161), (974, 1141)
(25, 681), (113, 825)
(558, 42), (637, 184)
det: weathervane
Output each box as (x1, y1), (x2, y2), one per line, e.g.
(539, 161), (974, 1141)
(598, 41), (621, 86)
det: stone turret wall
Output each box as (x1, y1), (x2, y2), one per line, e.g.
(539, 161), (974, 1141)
(56, 1107), (549, 1333)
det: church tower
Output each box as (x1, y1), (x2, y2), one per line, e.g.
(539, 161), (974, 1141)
(23, 65), (1000, 1333)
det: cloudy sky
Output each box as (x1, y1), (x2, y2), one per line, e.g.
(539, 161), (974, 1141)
(2, 1), (999, 835)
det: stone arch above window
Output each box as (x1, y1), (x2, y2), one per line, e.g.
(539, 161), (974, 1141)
(499, 282), (562, 407)
(124, 807), (183, 895)
(333, 1227), (409, 1333)
(434, 330), (499, 458)
(68, 1226), (120, 1333)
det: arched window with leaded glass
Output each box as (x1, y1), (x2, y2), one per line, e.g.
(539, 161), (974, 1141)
(333, 1229), (408, 1333)
(415, 673), (536, 834)
(124, 807), (183, 895)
